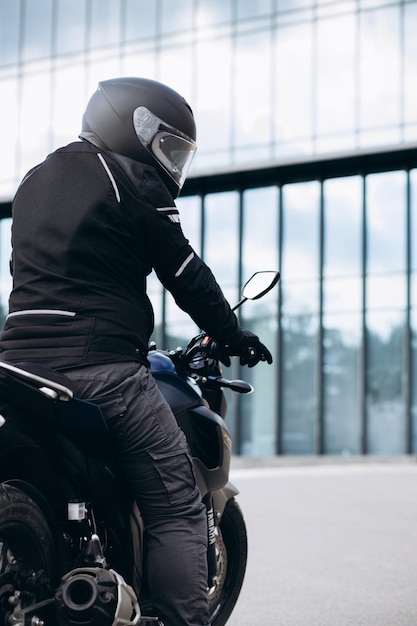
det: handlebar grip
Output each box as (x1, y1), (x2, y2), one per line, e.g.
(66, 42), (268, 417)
(240, 344), (272, 366)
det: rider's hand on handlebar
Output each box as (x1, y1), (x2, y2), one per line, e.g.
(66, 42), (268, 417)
(209, 341), (232, 367)
(211, 329), (273, 368)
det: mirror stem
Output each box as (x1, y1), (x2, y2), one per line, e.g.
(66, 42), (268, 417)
(232, 296), (247, 312)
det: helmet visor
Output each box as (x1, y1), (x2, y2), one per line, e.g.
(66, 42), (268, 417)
(133, 106), (196, 188)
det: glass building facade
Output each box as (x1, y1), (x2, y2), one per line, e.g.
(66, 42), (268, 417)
(0, 0), (416, 456)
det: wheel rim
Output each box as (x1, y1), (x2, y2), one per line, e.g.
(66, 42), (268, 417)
(0, 524), (53, 622)
(207, 499), (248, 626)
(208, 527), (228, 613)
(0, 540), (15, 573)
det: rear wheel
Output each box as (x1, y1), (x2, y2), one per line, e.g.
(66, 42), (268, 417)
(209, 498), (247, 626)
(0, 483), (58, 625)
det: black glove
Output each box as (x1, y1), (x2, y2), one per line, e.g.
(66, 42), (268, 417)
(211, 330), (273, 368)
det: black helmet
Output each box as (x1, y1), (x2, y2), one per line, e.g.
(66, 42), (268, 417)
(79, 77), (197, 195)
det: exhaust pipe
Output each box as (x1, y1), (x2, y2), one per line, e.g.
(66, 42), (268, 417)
(55, 567), (140, 626)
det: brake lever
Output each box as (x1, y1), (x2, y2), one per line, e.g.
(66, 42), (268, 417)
(206, 376), (253, 394)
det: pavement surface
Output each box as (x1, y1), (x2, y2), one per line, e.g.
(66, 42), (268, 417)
(226, 455), (417, 626)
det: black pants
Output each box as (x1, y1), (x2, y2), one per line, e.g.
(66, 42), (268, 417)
(65, 361), (211, 626)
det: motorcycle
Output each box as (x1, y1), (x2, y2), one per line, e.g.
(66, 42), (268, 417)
(0, 270), (279, 626)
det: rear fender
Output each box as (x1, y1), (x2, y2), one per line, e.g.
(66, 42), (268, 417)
(0, 437), (60, 504)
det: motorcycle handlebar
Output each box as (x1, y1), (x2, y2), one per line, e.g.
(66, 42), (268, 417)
(183, 335), (264, 366)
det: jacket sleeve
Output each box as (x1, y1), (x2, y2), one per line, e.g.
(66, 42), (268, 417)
(138, 174), (241, 344)
(161, 251), (241, 344)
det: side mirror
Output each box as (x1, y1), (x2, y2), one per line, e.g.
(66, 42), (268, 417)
(233, 271), (280, 311)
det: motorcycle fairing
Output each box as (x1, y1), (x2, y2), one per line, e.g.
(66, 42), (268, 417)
(151, 355), (232, 494)
(152, 370), (202, 414)
(177, 405), (231, 495)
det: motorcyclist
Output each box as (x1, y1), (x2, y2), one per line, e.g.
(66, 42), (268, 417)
(0, 77), (272, 626)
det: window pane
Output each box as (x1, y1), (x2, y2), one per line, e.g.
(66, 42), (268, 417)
(195, 35), (233, 153)
(177, 196), (202, 256)
(324, 176), (362, 277)
(366, 170), (406, 454)
(411, 169), (417, 272)
(281, 314), (318, 454)
(359, 6), (401, 132)
(203, 192), (239, 303)
(240, 187), (279, 456)
(0, 1), (20, 65)
(125, 0), (157, 41)
(122, 45), (156, 79)
(281, 180), (320, 453)
(316, 14), (356, 136)
(281, 181), (320, 280)
(89, 0), (121, 49)
(323, 313), (361, 454)
(282, 280), (319, 316)
(404, 3), (417, 127)
(411, 310), (417, 453)
(239, 315), (277, 455)
(56, 0), (86, 55)
(277, 0), (314, 11)
(237, 0), (272, 19)
(22, 0), (53, 61)
(326, 288), (366, 458)
(195, 0), (233, 27)
(366, 311), (405, 453)
(274, 22), (314, 155)
(316, 1), (356, 16)
(0, 78), (18, 182)
(242, 187), (279, 279)
(52, 61), (87, 148)
(159, 43), (193, 104)
(19, 70), (52, 174)
(324, 277), (362, 313)
(366, 171), (406, 274)
(87, 54), (121, 95)
(164, 292), (199, 348)
(409, 171), (417, 452)
(161, 0), (193, 33)
(367, 275), (406, 309)
(234, 30), (272, 149)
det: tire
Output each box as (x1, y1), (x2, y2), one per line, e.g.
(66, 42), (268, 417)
(209, 497), (248, 626)
(0, 483), (58, 625)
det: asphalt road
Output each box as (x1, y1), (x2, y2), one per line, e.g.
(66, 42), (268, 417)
(226, 457), (417, 626)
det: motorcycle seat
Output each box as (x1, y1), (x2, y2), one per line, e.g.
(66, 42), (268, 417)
(0, 360), (112, 458)
(0, 359), (73, 402)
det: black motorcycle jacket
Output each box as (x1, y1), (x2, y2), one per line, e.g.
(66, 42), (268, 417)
(0, 141), (240, 369)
